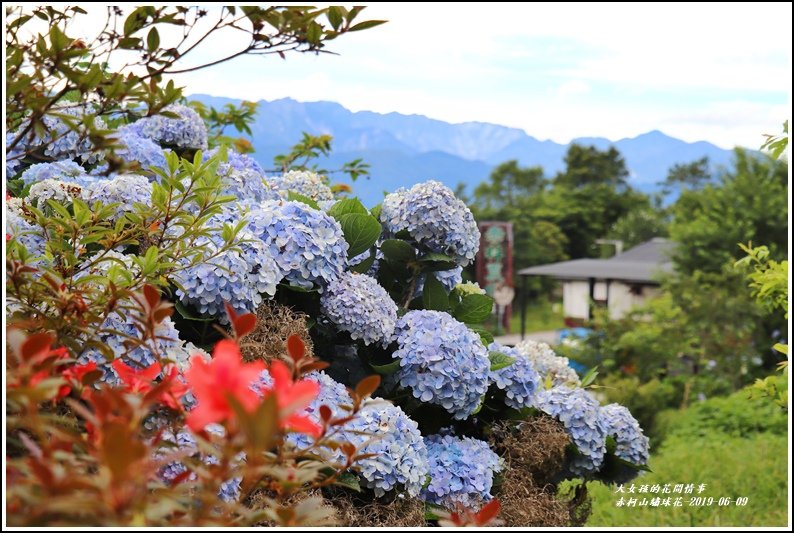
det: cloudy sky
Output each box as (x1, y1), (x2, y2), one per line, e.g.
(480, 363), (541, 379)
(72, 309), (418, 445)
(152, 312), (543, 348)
(69, 3), (793, 149)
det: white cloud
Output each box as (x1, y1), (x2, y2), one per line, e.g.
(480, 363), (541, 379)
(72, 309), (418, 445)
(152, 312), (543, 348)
(17, 4), (790, 149)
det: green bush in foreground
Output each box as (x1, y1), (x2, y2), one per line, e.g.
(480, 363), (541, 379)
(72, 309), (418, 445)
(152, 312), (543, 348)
(582, 432), (788, 527)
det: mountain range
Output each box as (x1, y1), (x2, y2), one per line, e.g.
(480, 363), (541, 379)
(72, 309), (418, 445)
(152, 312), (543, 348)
(189, 94), (736, 206)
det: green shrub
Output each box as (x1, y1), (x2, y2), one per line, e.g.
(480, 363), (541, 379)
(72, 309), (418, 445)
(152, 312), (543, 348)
(657, 379), (787, 442)
(583, 431), (788, 526)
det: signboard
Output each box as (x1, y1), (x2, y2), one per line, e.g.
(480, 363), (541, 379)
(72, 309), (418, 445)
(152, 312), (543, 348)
(475, 222), (514, 330)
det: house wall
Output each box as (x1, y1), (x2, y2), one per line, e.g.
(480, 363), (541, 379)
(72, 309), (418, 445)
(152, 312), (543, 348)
(608, 283), (660, 319)
(562, 281), (591, 320)
(561, 280), (661, 320)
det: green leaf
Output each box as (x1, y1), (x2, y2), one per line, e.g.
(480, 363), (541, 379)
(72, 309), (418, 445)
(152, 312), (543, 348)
(174, 300), (214, 322)
(370, 360), (400, 375)
(471, 395), (486, 415)
(418, 252), (457, 272)
(327, 6), (344, 29)
(466, 323), (494, 345)
(327, 197), (367, 220)
(422, 273), (449, 311)
(425, 502), (447, 521)
(380, 239), (416, 264)
(287, 191), (320, 210)
(489, 351), (517, 371)
(580, 365), (599, 388)
(348, 20), (387, 32)
(370, 203), (382, 220)
(338, 213), (381, 258)
(334, 471), (361, 492)
(350, 249), (376, 274)
(454, 294), (493, 323)
(146, 27), (160, 51)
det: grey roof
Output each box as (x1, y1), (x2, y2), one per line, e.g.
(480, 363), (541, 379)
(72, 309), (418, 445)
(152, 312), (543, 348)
(518, 238), (673, 283)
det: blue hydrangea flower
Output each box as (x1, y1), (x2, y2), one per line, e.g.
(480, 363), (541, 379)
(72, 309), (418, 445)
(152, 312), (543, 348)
(321, 272), (397, 346)
(220, 168), (281, 203)
(203, 147), (265, 175)
(422, 433), (503, 508)
(15, 106), (106, 165)
(514, 339), (581, 388)
(128, 104), (208, 150)
(392, 310), (490, 420)
(346, 400), (429, 497)
(600, 403), (650, 468)
(245, 201), (348, 290)
(380, 181), (480, 266)
(82, 174), (152, 217)
(284, 372), (429, 496)
(6, 131), (24, 178)
(173, 233), (282, 323)
(535, 387), (607, 476)
(6, 204), (47, 258)
(156, 428), (241, 502)
(20, 160), (95, 187)
(78, 312), (183, 381)
(270, 170), (334, 202)
(92, 127), (168, 177)
(487, 341), (542, 409)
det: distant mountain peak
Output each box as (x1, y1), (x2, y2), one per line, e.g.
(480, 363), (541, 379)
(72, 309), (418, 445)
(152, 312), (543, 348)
(189, 94), (736, 205)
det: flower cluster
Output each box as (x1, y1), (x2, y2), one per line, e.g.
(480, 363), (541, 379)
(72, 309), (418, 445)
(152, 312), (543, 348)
(514, 339), (581, 388)
(285, 372), (429, 496)
(487, 341), (542, 409)
(422, 433), (502, 508)
(82, 174), (152, 218)
(454, 281), (486, 296)
(347, 401), (430, 496)
(173, 235), (281, 322)
(270, 170), (334, 202)
(97, 127), (169, 176)
(534, 387), (607, 476)
(320, 272), (398, 346)
(28, 179), (84, 205)
(13, 106), (106, 165)
(6, 131), (24, 178)
(6, 206), (47, 258)
(128, 104), (208, 151)
(20, 160), (95, 188)
(219, 168), (280, 204)
(246, 201), (348, 290)
(392, 310), (490, 419)
(204, 147), (265, 175)
(380, 181), (480, 266)
(599, 403), (650, 467)
(78, 311), (183, 380)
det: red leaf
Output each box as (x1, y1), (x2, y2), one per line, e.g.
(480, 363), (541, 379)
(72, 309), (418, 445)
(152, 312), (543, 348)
(475, 500), (501, 525)
(233, 313), (257, 338)
(143, 284), (160, 309)
(286, 335), (305, 363)
(300, 361), (330, 373)
(224, 302), (239, 323)
(341, 442), (356, 458)
(354, 375), (381, 398)
(21, 332), (55, 362)
(319, 404), (332, 423)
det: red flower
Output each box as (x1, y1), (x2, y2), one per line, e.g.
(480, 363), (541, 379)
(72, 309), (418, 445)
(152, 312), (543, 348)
(58, 361), (98, 398)
(112, 359), (161, 393)
(185, 340), (266, 432)
(267, 360), (322, 437)
(111, 359), (187, 410)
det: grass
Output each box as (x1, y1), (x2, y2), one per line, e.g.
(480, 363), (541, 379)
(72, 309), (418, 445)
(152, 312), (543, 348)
(486, 297), (565, 335)
(577, 432), (789, 527)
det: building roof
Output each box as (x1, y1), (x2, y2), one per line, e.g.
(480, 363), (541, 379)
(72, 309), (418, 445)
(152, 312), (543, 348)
(518, 238), (673, 283)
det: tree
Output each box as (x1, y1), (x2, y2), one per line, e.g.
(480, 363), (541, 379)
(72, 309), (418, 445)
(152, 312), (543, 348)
(660, 156), (711, 195)
(669, 149), (788, 275)
(553, 144), (629, 189)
